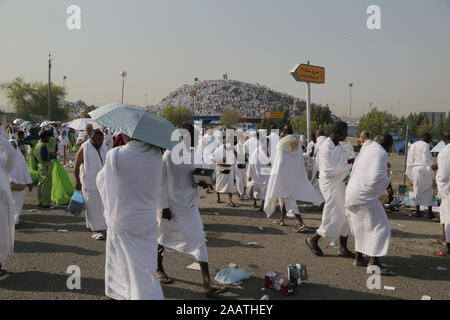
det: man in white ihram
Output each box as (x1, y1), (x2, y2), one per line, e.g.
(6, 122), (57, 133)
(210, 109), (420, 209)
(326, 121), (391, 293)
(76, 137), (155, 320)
(264, 125), (323, 231)
(306, 122), (354, 257)
(358, 130), (373, 154)
(156, 123), (228, 297)
(97, 133), (164, 300)
(346, 134), (396, 275)
(74, 129), (108, 240)
(435, 130), (450, 256)
(0, 128), (17, 276)
(406, 133), (437, 219)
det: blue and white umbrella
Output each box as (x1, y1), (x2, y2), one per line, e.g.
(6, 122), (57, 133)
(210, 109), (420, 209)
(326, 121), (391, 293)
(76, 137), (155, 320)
(89, 103), (176, 150)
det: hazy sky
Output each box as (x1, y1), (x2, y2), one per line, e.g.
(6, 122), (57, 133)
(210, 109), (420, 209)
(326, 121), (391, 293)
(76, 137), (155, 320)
(1, 0), (449, 118)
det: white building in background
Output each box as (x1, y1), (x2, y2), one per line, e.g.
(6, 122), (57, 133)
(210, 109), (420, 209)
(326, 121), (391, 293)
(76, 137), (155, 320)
(423, 112), (447, 126)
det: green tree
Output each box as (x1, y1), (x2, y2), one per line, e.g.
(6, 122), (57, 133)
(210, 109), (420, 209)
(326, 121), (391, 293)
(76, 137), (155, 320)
(311, 104), (333, 124)
(358, 108), (397, 137)
(290, 115), (318, 135)
(416, 123), (433, 138)
(80, 105), (97, 119)
(0, 77), (69, 121)
(221, 110), (242, 128)
(160, 105), (192, 126)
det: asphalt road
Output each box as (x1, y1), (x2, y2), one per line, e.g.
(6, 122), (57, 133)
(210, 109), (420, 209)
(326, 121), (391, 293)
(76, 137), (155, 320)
(0, 158), (448, 300)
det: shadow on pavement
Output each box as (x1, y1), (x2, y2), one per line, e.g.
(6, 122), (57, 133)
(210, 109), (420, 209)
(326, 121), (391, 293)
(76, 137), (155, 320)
(0, 271), (104, 297)
(204, 223), (285, 235)
(15, 241), (103, 256)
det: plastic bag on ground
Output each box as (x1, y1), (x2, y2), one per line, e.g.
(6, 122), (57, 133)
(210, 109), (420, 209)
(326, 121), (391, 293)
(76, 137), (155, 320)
(28, 166), (39, 185)
(51, 159), (75, 206)
(214, 267), (252, 285)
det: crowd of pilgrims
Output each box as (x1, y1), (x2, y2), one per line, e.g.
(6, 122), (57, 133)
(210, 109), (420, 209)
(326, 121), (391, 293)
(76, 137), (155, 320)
(0, 119), (449, 300)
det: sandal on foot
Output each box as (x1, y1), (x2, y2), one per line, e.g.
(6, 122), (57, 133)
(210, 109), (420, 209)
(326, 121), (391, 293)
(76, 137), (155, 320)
(292, 225), (307, 233)
(205, 286), (228, 298)
(157, 271), (174, 284)
(305, 238), (324, 257)
(92, 233), (106, 240)
(337, 251), (356, 259)
(353, 260), (369, 267)
(227, 202), (237, 207)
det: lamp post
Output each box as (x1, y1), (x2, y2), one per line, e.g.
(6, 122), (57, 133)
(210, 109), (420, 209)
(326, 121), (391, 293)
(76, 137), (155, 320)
(348, 83), (353, 124)
(145, 93), (148, 107)
(121, 71), (128, 104)
(48, 53), (52, 120)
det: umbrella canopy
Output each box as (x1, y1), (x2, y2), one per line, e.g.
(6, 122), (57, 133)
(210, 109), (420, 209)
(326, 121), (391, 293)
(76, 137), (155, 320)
(20, 121), (31, 127)
(13, 118), (25, 125)
(431, 141), (445, 153)
(67, 118), (102, 131)
(89, 103), (176, 150)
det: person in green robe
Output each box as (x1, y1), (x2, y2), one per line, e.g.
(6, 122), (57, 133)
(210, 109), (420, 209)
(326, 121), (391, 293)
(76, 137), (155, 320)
(24, 126), (40, 170)
(16, 130), (27, 160)
(34, 130), (58, 208)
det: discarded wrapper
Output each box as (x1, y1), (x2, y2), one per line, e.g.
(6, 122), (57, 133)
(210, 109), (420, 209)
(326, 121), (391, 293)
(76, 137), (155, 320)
(436, 266), (447, 271)
(57, 230), (69, 233)
(421, 295), (432, 300)
(258, 226), (264, 231)
(384, 286), (396, 291)
(248, 242), (259, 247)
(260, 294), (270, 300)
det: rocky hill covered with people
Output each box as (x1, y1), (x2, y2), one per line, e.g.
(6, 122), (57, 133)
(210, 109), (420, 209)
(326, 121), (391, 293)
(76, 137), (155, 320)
(151, 80), (306, 118)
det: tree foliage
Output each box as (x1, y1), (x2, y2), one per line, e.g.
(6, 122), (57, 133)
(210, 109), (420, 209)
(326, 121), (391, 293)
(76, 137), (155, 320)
(80, 105), (97, 119)
(0, 77), (69, 121)
(160, 105), (192, 127)
(290, 104), (333, 136)
(358, 108), (397, 137)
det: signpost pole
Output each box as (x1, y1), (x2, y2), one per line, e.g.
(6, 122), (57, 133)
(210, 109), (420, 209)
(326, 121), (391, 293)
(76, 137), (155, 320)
(306, 80), (311, 143)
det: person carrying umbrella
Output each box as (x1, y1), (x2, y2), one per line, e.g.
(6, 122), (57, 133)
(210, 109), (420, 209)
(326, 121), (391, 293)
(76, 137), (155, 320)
(91, 103), (175, 300)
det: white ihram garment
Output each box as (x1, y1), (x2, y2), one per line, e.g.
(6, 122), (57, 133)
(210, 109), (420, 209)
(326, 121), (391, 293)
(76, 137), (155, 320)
(97, 141), (164, 300)
(316, 138), (352, 240)
(158, 149), (208, 262)
(211, 144), (235, 194)
(406, 141), (435, 206)
(234, 143), (247, 197)
(436, 144), (450, 241)
(247, 146), (271, 201)
(9, 143), (32, 224)
(0, 134), (17, 264)
(310, 135), (327, 189)
(80, 141), (107, 231)
(264, 135), (324, 218)
(346, 142), (391, 257)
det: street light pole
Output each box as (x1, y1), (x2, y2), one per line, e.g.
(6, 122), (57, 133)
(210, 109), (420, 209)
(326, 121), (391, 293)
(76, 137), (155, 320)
(48, 53), (52, 120)
(348, 83), (353, 124)
(121, 71), (127, 104)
